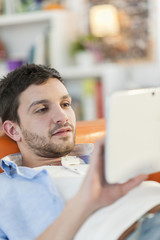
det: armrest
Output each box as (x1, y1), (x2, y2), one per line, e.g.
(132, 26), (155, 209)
(76, 118), (106, 144)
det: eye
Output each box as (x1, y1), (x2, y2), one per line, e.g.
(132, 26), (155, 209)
(61, 102), (71, 108)
(35, 107), (48, 113)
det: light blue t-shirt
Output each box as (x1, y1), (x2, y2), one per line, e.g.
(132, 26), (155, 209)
(0, 144), (93, 240)
(0, 154), (64, 240)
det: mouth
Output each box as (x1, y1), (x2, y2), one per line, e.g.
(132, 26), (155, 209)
(52, 127), (72, 137)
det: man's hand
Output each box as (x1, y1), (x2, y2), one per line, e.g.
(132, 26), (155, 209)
(37, 138), (148, 240)
(78, 138), (148, 215)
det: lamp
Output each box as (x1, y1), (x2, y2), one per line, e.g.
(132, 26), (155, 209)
(89, 4), (120, 37)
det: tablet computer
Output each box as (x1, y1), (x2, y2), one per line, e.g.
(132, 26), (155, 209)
(105, 87), (160, 183)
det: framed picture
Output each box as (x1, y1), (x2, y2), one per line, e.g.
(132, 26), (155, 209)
(89, 0), (154, 62)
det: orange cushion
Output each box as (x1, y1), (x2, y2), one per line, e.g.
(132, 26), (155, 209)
(0, 130), (19, 173)
(76, 118), (106, 144)
(147, 172), (160, 183)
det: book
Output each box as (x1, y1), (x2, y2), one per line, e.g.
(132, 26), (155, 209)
(95, 78), (104, 118)
(81, 78), (97, 120)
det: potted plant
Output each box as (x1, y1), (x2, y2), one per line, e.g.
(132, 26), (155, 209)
(70, 34), (103, 66)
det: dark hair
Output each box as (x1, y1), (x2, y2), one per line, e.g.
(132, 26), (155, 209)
(0, 63), (64, 124)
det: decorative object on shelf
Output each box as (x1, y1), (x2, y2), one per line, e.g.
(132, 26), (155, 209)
(0, 0), (3, 14)
(89, 0), (153, 63)
(42, 0), (65, 10)
(70, 96), (82, 121)
(1, 0), (65, 14)
(69, 34), (104, 66)
(2, 0), (16, 14)
(1, 0), (43, 14)
(7, 59), (24, 72)
(74, 51), (95, 67)
(0, 39), (7, 60)
(81, 78), (97, 120)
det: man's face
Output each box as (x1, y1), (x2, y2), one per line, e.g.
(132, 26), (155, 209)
(17, 78), (76, 158)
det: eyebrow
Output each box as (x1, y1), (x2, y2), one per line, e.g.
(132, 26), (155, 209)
(61, 94), (71, 100)
(28, 94), (71, 112)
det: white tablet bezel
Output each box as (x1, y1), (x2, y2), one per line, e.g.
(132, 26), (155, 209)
(105, 88), (160, 183)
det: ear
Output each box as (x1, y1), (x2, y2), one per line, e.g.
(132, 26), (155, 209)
(3, 120), (21, 142)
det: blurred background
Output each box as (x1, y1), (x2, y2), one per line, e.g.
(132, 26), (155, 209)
(0, 0), (159, 120)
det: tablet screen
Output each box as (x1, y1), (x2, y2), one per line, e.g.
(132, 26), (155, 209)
(105, 88), (160, 183)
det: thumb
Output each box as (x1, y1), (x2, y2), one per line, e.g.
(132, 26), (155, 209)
(120, 174), (149, 195)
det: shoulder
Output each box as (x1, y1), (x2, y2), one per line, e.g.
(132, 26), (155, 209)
(0, 168), (48, 203)
(0, 172), (10, 183)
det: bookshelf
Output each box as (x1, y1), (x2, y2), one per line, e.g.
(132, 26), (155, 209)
(61, 65), (106, 121)
(60, 63), (123, 121)
(0, 11), (126, 121)
(61, 63), (129, 120)
(0, 10), (77, 69)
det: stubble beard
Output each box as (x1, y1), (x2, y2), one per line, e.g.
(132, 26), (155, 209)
(21, 127), (75, 158)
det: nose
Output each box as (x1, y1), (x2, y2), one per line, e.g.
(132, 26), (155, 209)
(52, 105), (69, 124)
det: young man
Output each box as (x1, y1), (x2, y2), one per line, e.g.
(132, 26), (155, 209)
(0, 64), (150, 240)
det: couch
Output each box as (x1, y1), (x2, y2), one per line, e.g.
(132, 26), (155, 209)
(0, 118), (159, 182)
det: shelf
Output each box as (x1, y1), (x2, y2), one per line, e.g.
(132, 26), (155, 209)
(0, 63), (106, 79)
(61, 64), (105, 79)
(0, 10), (77, 68)
(0, 10), (68, 26)
(61, 63), (116, 79)
(0, 63), (119, 80)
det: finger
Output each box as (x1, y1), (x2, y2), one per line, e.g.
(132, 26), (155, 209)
(82, 138), (105, 185)
(119, 174), (149, 196)
(89, 138), (105, 171)
(105, 174), (148, 206)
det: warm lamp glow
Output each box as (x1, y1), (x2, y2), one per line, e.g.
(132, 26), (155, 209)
(90, 4), (120, 37)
